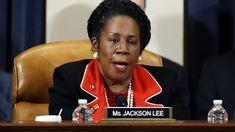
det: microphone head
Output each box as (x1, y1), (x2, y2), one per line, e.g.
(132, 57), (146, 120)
(115, 94), (127, 107)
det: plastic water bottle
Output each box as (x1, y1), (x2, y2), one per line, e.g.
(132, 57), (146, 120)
(72, 99), (93, 122)
(207, 100), (228, 123)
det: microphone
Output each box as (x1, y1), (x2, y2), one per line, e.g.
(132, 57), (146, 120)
(115, 94), (127, 107)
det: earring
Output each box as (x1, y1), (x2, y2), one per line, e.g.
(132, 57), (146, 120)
(138, 56), (142, 61)
(93, 52), (98, 59)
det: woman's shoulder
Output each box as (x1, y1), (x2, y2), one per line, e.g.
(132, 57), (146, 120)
(54, 59), (92, 76)
(140, 64), (178, 84)
(56, 59), (91, 70)
(140, 65), (176, 84)
(141, 64), (174, 75)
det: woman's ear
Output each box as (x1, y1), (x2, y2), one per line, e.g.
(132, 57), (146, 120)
(91, 37), (99, 59)
(91, 37), (98, 52)
(138, 52), (142, 62)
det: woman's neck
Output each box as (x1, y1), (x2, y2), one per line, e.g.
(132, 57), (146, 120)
(104, 78), (132, 93)
(108, 85), (129, 93)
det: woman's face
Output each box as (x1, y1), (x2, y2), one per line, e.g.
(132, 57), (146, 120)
(97, 15), (140, 83)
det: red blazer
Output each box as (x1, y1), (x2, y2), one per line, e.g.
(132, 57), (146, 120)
(49, 59), (190, 121)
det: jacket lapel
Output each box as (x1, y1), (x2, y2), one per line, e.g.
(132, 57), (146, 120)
(133, 65), (163, 107)
(80, 60), (107, 120)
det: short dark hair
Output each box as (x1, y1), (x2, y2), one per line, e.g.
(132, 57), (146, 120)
(87, 0), (151, 53)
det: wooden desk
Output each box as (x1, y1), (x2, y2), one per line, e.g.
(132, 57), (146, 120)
(0, 121), (235, 132)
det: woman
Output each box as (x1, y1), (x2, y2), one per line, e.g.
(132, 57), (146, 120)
(49, 0), (190, 121)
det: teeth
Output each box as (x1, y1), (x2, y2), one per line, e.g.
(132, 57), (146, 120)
(116, 64), (126, 68)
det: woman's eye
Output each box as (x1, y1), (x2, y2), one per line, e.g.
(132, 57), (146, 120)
(110, 38), (119, 43)
(128, 39), (137, 45)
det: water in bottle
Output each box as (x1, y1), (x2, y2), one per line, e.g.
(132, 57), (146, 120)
(207, 100), (228, 123)
(72, 99), (93, 122)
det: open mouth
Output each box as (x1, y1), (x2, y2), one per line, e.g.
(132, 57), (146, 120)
(113, 62), (128, 72)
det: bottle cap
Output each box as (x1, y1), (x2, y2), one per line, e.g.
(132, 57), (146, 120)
(213, 100), (222, 105)
(78, 99), (87, 104)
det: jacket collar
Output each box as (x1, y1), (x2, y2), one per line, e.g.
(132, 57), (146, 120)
(132, 64), (163, 107)
(80, 60), (163, 120)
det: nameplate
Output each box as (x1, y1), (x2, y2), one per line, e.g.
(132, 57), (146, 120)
(105, 107), (173, 119)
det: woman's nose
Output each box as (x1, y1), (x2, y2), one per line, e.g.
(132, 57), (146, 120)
(116, 41), (129, 55)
